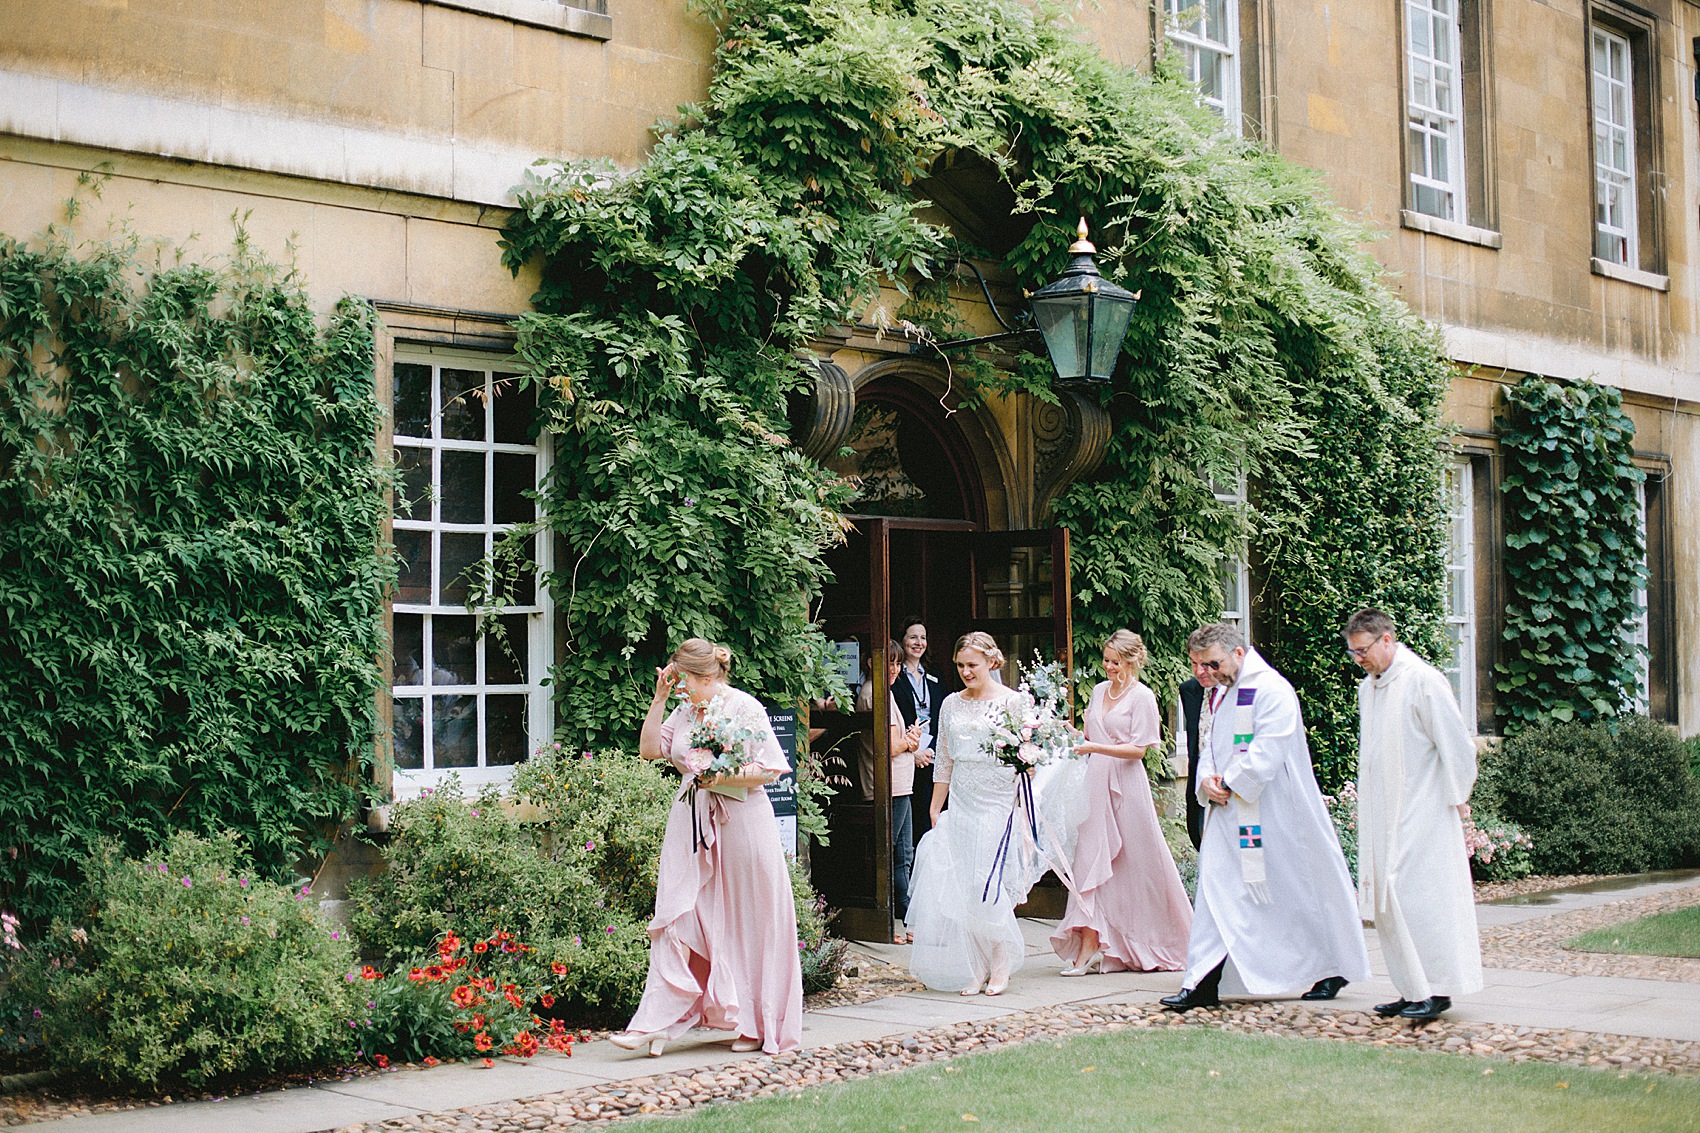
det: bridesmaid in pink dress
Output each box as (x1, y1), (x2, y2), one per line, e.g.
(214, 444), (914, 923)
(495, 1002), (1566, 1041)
(1051, 630), (1192, 974)
(611, 638), (803, 1056)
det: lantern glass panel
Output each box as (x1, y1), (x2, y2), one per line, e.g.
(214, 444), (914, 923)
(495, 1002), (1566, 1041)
(1033, 293), (1089, 381)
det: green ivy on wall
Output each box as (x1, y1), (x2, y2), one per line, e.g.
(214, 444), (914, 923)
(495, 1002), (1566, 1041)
(499, 0), (1453, 789)
(1496, 375), (1645, 732)
(0, 223), (394, 925)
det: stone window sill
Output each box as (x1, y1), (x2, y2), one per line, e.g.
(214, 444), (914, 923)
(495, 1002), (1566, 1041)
(425, 0), (612, 40)
(1400, 209), (1503, 249)
(1590, 257), (1669, 292)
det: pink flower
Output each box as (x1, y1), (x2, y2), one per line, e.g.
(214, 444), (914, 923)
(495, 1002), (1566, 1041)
(181, 878), (193, 888)
(239, 878), (248, 888)
(605, 925), (615, 934)
(584, 841), (595, 851)
(157, 863), (167, 872)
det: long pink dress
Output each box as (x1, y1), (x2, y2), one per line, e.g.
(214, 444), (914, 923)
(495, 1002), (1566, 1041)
(1050, 681), (1192, 972)
(624, 688), (803, 1053)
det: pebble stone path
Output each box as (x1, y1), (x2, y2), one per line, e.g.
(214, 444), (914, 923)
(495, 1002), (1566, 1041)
(1480, 884), (1700, 983)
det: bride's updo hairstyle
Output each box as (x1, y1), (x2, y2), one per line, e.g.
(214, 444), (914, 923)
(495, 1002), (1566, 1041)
(953, 631), (1005, 669)
(1103, 629), (1148, 675)
(673, 637), (732, 679)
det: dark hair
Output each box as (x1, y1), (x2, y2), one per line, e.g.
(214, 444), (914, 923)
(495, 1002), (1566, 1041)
(896, 615), (929, 662)
(1343, 608), (1398, 640)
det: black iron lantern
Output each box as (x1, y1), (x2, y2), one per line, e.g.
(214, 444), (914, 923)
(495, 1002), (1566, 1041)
(1028, 219), (1138, 384)
(914, 218), (1137, 387)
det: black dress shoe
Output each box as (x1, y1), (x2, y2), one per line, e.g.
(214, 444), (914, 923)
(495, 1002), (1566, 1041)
(1160, 986), (1221, 1011)
(1398, 996), (1452, 1020)
(1374, 999), (1413, 1017)
(1300, 976), (1348, 1001)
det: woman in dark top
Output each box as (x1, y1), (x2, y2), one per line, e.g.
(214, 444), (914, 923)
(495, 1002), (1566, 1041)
(891, 617), (950, 853)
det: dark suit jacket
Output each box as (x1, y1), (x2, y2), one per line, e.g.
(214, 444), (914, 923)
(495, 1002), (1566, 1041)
(891, 664), (949, 842)
(1179, 677), (1206, 850)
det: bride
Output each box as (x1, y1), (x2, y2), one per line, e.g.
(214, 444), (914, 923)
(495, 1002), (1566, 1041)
(908, 631), (1043, 996)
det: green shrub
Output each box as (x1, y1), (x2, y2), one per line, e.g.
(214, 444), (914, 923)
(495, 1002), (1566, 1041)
(1322, 781), (1359, 884)
(18, 832), (357, 1090)
(1486, 716), (1700, 875)
(346, 779), (646, 1024)
(1462, 808), (1534, 883)
(1160, 814), (1198, 902)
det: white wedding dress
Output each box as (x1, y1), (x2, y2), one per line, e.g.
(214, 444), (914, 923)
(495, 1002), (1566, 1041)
(908, 689), (1089, 992)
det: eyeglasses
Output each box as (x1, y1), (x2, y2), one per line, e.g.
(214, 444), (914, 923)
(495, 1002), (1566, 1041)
(1344, 637), (1386, 659)
(1193, 659), (1225, 671)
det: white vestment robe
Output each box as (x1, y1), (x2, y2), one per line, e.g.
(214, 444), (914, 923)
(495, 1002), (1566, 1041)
(1356, 643), (1483, 999)
(1183, 649), (1370, 995)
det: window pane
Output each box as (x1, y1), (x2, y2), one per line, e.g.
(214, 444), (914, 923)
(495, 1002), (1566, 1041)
(393, 697), (424, 770)
(393, 529), (432, 604)
(434, 614), (478, 686)
(432, 696), (478, 768)
(439, 532), (485, 604)
(492, 374), (533, 445)
(394, 612), (424, 685)
(493, 453), (537, 525)
(486, 695), (529, 766)
(486, 614), (529, 685)
(440, 368), (486, 442)
(394, 363), (432, 439)
(395, 444), (431, 519)
(441, 450), (486, 525)
(507, 535), (536, 606)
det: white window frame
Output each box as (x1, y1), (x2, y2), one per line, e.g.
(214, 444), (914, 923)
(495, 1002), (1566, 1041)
(1212, 470), (1252, 639)
(1165, 0), (1242, 134)
(1591, 26), (1638, 268)
(1626, 478), (1650, 712)
(1405, 0), (1467, 221)
(1442, 460), (1477, 730)
(390, 346), (553, 799)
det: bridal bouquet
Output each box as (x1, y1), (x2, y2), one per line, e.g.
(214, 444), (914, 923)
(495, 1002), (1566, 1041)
(685, 694), (763, 799)
(987, 656), (1083, 772)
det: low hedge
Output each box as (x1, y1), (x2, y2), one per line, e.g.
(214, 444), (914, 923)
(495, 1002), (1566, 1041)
(1483, 716), (1700, 875)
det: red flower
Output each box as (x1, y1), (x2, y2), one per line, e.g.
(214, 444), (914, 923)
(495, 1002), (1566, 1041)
(539, 993), (556, 1009)
(374, 1054), (390, 1069)
(423, 1056), (440, 1067)
(424, 965), (447, 982)
(438, 932), (461, 958)
(450, 985), (479, 1008)
(454, 1022), (470, 1033)
(550, 961), (568, 976)
(474, 1032), (493, 1052)
(481, 1058), (494, 1068)
(545, 1033), (572, 1053)
(407, 967), (427, 982)
(549, 1019), (566, 1034)
(514, 1031), (540, 1057)
(471, 1014), (487, 1029)
(473, 941), (489, 954)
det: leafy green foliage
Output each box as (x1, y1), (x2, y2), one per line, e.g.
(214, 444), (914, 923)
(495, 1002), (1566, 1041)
(14, 832), (358, 1090)
(1496, 377), (1646, 731)
(1483, 716), (1700, 874)
(498, 0), (1451, 789)
(0, 228), (393, 926)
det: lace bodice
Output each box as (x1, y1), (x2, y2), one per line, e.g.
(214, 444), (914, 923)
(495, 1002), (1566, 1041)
(934, 689), (1028, 781)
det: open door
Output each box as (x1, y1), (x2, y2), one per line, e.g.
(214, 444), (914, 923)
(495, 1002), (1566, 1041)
(810, 518), (1073, 941)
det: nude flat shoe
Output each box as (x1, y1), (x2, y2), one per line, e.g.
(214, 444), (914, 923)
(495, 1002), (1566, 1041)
(610, 1031), (667, 1056)
(730, 1036), (762, 1052)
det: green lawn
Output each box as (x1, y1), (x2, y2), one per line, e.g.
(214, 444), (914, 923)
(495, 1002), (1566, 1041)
(1567, 905), (1700, 958)
(635, 1029), (1700, 1133)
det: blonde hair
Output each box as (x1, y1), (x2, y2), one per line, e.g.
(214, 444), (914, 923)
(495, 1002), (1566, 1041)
(673, 637), (732, 679)
(953, 631), (1005, 669)
(1103, 629), (1148, 674)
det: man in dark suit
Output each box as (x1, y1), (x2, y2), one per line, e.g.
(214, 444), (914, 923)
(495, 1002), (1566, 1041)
(1178, 676), (1206, 850)
(891, 617), (949, 847)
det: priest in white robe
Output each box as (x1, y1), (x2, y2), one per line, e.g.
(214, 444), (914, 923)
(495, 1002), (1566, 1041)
(1346, 608), (1482, 1021)
(1162, 623), (1370, 1010)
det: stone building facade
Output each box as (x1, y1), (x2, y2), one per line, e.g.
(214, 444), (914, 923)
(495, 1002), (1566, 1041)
(1, 0), (1693, 803)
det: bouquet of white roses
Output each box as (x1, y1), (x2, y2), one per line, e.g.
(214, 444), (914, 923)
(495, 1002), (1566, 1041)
(685, 693), (764, 799)
(987, 655), (1083, 772)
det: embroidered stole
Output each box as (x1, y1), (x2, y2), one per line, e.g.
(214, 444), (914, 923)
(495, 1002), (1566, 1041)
(1203, 684), (1273, 905)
